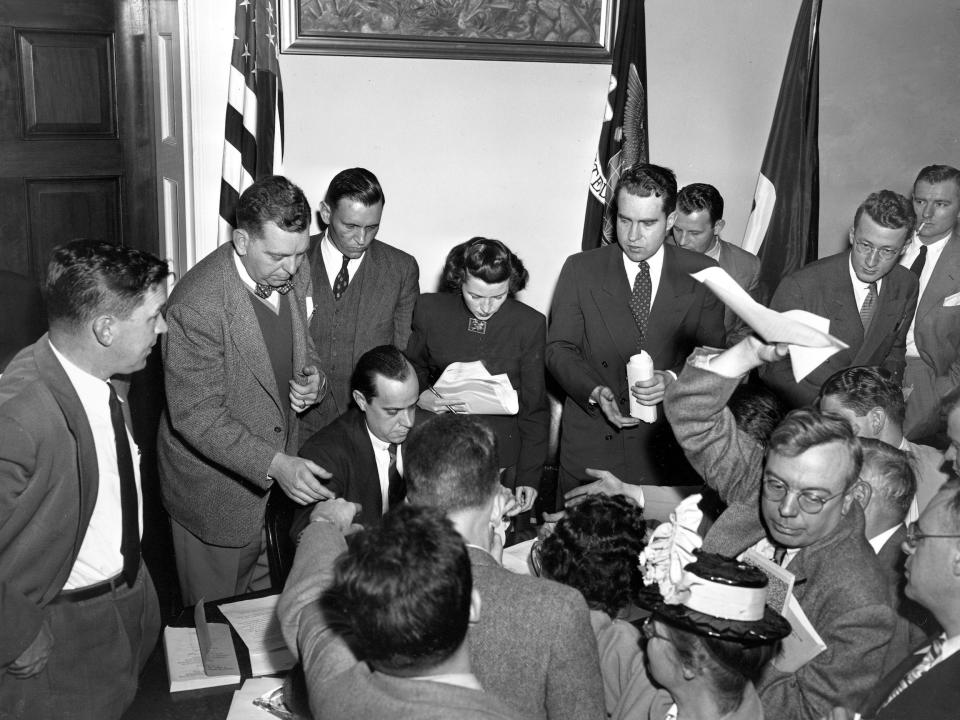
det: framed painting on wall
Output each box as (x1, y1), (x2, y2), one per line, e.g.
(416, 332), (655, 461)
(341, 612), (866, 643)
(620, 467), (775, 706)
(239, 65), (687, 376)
(279, 0), (618, 63)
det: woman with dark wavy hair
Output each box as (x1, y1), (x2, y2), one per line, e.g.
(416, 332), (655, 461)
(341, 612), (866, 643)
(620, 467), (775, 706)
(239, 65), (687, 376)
(406, 237), (548, 514)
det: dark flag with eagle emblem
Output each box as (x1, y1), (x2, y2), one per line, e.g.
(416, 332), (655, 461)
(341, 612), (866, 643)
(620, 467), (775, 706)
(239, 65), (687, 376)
(217, 0), (284, 245)
(581, 0), (648, 250)
(741, 0), (821, 302)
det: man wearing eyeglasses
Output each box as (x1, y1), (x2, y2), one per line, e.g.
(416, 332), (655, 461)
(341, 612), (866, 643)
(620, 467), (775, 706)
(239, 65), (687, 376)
(664, 336), (899, 720)
(759, 190), (919, 408)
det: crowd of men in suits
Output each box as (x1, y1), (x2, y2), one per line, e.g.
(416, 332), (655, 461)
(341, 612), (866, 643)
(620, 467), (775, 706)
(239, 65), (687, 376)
(1, 160), (959, 720)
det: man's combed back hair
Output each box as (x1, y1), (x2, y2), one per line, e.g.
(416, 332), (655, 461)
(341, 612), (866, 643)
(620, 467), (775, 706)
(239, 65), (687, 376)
(853, 190), (916, 235)
(677, 183), (724, 222)
(613, 163), (678, 216)
(322, 504), (471, 674)
(235, 175), (310, 235)
(729, 382), (786, 449)
(350, 345), (412, 402)
(819, 366), (905, 426)
(404, 414), (499, 513)
(43, 239), (170, 331)
(537, 495), (646, 618)
(440, 237), (529, 296)
(914, 164), (960, 188)
(859, 438), (916, 520)
(767, 408), (863, 490)
(323, 167), (384, 209)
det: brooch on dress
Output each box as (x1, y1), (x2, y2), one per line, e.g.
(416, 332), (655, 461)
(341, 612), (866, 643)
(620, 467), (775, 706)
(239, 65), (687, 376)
(467, 317), (487, 334)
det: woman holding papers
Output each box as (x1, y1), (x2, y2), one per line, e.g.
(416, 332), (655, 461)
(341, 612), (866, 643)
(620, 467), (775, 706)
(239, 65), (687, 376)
(406, 237), (548, 512)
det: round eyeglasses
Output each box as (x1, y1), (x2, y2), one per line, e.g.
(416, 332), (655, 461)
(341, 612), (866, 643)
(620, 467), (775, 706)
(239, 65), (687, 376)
(853, 239), (901, 261)
(761, 478), (844, 514)
(904, 522), (960, 550)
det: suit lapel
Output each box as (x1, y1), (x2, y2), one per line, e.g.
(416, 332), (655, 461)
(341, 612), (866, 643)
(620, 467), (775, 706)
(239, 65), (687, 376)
(917, 232), (960, 319)
(826, 256), (864, 350)
(590, 247), (642, 365)
(353, 241), (381, 358)
(221, 246), (283, 413)
(855, 271), (906, 364)
(644, 245), (695, 360)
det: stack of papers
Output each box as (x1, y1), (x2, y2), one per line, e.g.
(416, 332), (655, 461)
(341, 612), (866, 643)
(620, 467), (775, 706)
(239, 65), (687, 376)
(219, 595), (295, 677)
(420, 361), (519, 415)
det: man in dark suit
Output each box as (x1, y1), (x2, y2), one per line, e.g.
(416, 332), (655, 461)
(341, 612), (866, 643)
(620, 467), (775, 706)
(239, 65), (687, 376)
(281, 414), (604, 720)
(294, 344), (418, 533)
(278, 502), (526, 720)
(761, 190), (919, 408)
(159, 176), (329, 605)
(823, 477), (960, 720)
(0, 240), (167, 718)
(546, 164), (724, 495)
(303, 167), (419, 436)
(672, 182), (761, 343)
(900, 164), (960, 441)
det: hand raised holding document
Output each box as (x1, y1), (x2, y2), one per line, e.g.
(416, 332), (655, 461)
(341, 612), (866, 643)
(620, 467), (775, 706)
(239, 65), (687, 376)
(691, 267), (849, 382)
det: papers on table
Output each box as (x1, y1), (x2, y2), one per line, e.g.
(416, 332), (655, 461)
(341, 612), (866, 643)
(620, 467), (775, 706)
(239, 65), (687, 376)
(219, 594), (295, 676)
(419, 361), (519, 415)
(691, 267), (849, 381)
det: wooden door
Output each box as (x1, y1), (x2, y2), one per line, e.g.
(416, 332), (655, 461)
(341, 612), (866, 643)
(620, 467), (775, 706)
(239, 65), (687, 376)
(0, 0), (159, 280)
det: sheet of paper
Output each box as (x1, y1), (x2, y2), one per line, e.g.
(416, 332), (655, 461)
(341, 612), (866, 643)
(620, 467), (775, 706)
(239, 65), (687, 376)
(691, 267), (849, 381)
(218, 595), (295, 675)
(225, 678), (284, 720)
(774, 594), (827, 673)
(501, 538), (536, 575)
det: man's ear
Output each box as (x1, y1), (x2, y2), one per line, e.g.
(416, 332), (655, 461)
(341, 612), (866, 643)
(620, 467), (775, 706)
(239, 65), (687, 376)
(848, 227), (856, 248)
(847, 480), (871, 513)
(468, 588), (482, 625)
(352, 389), (368, 412)
(92, 315), (114, 348)
(665, 210), (678, 232)
(319, 201), (332, 226)
(233, 228), (249, 255)
(868, 407), (887, 436)
(713, 218), (726, 237)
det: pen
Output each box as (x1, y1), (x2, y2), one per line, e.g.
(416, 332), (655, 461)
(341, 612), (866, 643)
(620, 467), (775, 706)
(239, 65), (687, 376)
(430, 387), (461, 414)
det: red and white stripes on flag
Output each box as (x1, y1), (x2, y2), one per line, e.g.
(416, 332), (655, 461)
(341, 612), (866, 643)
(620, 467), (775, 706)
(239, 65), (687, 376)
(218, 0), (284, 246)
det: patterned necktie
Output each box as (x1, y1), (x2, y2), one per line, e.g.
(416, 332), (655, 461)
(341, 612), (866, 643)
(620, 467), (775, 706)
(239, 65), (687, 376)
(909, 245), (928, 278)
(860, 282), (878, 331)
(386, 443), (405, 509)
(254, 280), (293, 299)
(332, 255), (350, 300)
(108, 383), (140, 587)
(883, 634), (945, 707)
(630, 261), (652, 346)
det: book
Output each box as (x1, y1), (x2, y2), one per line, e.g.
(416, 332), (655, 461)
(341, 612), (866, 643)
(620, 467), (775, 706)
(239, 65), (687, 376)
(163, 624), (241, 693)
(419, 361), (519, 415)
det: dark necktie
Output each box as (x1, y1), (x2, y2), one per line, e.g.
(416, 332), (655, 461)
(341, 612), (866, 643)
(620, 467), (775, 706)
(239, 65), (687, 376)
(773, 545), (787, 566)
(108, 383), (140, 587)
(860, 281), (878, 331)
(254, 280), (294, 299)
(386, 443), (405, 509)
(909, 245), (927, 278)
(629, 261), (652, 346)
(332, 255), (350, 300)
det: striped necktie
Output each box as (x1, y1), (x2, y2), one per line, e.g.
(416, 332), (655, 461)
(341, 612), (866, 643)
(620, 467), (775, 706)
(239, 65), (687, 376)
(883, 634), (945, 707)
(860, 282), (878, 331)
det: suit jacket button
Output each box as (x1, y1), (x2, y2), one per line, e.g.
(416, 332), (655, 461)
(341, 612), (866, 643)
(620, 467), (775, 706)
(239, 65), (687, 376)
(601, 361), (609, 368)
(274, 426), (282, 433)
(605, 434), (613, 440)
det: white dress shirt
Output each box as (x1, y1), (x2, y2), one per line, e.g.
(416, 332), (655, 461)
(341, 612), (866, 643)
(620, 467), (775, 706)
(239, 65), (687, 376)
(900, 231), (952, 357)
(849, 255), (884, 310)
(622, 243), (665, 302)
(321, 233), (365, 290)
(233, 246), (279, 311)
(366, 425), (403, 514)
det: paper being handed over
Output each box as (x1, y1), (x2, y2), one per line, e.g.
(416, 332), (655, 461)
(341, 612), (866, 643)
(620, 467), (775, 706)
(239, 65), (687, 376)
(691, 267), (849, 382)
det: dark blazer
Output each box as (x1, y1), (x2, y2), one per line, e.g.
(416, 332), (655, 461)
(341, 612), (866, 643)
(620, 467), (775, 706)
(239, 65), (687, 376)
(545, 242), (724, 485)
(304, 236), (419, 433)
(280, 523), (605, 720)
(0, 337), (130, 664)
(861, 643), (960, 719)
(295, 407), (388, 532)
(716, 239), (762, 344)
(760, 251), (919, 408)
(158, 243), (322, 546)
(665, 353), (899, 720)
(406, 293), (548, 490)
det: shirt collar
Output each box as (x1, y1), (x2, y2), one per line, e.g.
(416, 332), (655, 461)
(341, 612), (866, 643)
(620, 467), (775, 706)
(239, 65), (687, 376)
(621, 242), (665, 274)
(48, 339), (111, 402)
(848, 253), (883, 293)
(406, 672), (483, 691)
(869, 523), (904, 553)
(232, 245), (258, 293)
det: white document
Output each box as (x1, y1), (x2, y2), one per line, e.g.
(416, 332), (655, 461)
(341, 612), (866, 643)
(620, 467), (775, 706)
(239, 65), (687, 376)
(501, 538), (537, 575)
(225, 678), (285, 720)
(691, 267), (849, 381)
(219, 594), (295, 676)
(773, 594), (828, 673)
(421, 360), (519, 415)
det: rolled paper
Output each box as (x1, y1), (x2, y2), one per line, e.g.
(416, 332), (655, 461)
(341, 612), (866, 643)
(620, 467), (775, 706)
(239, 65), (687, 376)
(627, 351), (657, 422)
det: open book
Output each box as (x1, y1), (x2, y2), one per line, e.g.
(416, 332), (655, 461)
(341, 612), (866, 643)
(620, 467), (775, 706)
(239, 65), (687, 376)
(163, 602), (240, 693)
(420, 361), (519, 415)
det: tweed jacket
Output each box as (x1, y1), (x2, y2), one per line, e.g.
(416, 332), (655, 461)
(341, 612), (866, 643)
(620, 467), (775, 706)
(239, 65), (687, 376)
(303, 235), (419, 434)
(276, 522), (528, 720)
(861, 640), (960, 719)
(717, 239), (762, 344)
(279, 522), (604, 720)
(158, 242), (322, 546)
(545, 243), (724, 485)
(0, 337), (132, 664)
(665, 354), (899, 720)
(760, 252), (919, 408)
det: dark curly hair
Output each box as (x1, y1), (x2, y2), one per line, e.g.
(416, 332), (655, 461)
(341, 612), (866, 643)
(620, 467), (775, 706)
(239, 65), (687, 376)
(537, 495), (646, 618)
(440, 237), (529, 296)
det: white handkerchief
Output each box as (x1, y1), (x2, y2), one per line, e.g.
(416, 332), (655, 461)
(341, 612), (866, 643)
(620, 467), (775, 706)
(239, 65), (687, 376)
(943, 291), (960, 307)
(305, 295), (315, 318)
(691, 267), (849, 382)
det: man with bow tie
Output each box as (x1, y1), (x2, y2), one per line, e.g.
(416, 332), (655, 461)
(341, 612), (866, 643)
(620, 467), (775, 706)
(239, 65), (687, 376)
(158, 175), (330, 605)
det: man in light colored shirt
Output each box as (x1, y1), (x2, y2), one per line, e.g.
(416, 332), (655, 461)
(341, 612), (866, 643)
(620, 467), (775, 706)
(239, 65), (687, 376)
(899, 164), (960, 441)
(0, 240), (168, 719)
(303, 167), (419, 435)
(760, 190), (918, 408)
(672, 182), (760, 343)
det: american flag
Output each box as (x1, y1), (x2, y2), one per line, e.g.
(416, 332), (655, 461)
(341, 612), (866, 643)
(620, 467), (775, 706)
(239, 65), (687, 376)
(217, 0), (284, 245)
